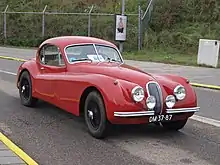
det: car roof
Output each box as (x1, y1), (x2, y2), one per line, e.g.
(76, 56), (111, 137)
(40, 36), (117, 49)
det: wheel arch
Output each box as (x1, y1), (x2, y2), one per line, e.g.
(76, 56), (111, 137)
(17, 68), (31, 89)
(79, 86), (106, 117)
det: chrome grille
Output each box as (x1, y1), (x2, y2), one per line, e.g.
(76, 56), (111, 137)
(146, 81), (163, 115)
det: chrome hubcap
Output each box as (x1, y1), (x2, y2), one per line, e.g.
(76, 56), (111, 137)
(20, 78), (30, 100)
(88, 110), (94, 120)
(21, 85), (25, 93)
(87, 101), (101, 130)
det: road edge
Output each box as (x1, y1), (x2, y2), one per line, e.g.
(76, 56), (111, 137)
(190, 82), (220, 90)
(0, 55), (27, 62)
(0, 132), (38, 165)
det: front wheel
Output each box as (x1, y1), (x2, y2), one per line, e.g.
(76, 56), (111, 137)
(19, 71), (38, 107)
(84, 91), (109, 139)
(161, 119), (188, 131)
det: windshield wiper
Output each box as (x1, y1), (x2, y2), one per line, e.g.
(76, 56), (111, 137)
(73, 58), (93, 62)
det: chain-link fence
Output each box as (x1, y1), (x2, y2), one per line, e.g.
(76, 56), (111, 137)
(0, 3), (154, 51)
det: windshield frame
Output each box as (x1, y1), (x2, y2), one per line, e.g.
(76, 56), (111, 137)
(64, 43), (124, 64)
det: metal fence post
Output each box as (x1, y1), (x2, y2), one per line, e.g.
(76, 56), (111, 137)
(88, 5), (94, 37)
(119, 0), (125, 53)
(138, 3), (142, 51)
(3, 5), (9, 39)
(42, 5), (47, 38)
(141, 0), (154, 49)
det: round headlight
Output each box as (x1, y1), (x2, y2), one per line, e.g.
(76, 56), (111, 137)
(146, 96), (156, 110)
(165, 95), (176, 108)
(131, 86), (145, 102)
(174, 85), (186, 100)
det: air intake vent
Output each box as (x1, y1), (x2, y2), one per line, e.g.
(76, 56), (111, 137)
(146, 81), (163, 115)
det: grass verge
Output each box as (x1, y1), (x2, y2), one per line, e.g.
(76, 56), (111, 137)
(123, 49), (218, 68)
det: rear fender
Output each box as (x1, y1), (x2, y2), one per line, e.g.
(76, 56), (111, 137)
(17, 60), (38, 89)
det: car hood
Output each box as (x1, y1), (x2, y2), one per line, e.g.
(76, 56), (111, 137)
(68, 62), (162, 86)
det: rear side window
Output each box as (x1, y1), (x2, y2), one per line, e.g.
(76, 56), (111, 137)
(39, 44), (65, 66)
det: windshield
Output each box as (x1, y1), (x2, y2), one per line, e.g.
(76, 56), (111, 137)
(65, 44), (123, 63)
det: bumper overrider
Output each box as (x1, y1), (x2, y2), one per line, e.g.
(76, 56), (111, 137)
(114, 107), (200, 117)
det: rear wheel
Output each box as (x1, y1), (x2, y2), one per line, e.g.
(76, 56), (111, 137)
(161, 119), (188, 131)
(84, 91), (109, 139)
(19, 71), (38, 107)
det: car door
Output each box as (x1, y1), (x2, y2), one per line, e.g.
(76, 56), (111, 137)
(35, 44), (66, 104)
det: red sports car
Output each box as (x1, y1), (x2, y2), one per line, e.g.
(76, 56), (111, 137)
(16, 36), (200, 139)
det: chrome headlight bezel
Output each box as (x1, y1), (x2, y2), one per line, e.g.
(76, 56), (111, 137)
(131, 86), (145, 102)
(174, 85), (186, 100)
(146, 95), (156, 110)
(165, 95), (176, 108)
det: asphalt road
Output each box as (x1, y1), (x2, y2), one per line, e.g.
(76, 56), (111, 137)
(0, 59), (220, 165)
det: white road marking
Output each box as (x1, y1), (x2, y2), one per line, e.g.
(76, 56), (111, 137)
(190, 115), (220, 127)
(0, 69), (17, 76)
(0, 69), (220, 128)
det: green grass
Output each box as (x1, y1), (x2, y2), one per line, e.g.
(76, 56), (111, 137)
(123, 49), (216, 67)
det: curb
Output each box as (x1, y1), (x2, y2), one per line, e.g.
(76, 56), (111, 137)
(190, 83), (220, 90)
(0, 55), (220, 91)
(0, 132), (38, 165)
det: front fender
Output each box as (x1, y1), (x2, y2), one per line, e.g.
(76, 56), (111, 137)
(78, 75), (147, 121)
(153, 74), (197, 109)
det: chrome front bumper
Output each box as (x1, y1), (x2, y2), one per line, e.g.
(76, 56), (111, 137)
(114, 107), (200, 117)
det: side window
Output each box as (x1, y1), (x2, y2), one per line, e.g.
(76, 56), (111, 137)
(39, 44), (65, 67)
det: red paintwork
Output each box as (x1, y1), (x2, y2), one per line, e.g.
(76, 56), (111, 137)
(16, 36), (198, 125)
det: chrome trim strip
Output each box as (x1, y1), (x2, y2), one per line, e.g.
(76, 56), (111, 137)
(114, 107), (200, 117)
(114, 111), (155, 117)
(166, 107), (200, 114)
(93, 43), (101, 61)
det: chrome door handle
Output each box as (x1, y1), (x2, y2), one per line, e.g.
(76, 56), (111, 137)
(40, 67), (45, 70)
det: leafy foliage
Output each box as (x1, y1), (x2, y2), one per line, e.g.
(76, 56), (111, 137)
(0, 0), (220, 54)
(147, 0), (220, 54)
